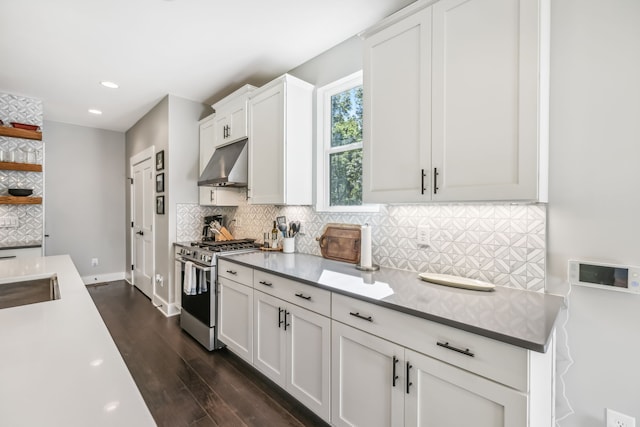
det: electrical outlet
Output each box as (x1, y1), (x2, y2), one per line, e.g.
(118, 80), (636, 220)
(91, 258), (99, 267)
(607, 408), (636, 427)
(417, 226), (430, 246)
(233, 217), (241, 228)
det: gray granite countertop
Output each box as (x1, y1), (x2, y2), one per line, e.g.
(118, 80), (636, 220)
(0, 241), (42, 250)
(219, 252), (564, 353)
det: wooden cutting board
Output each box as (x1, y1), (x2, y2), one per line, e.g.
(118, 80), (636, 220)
(317, 223), (361, 264)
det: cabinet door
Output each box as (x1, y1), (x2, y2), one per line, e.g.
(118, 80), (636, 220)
(218, 277), (253, 363)
(431, 0), (543, 201)
(253, 291), (287, 386)
(199, 116), (216, 206)
(404, 349), (527, 427)
(248, 82), (285, 204)
(228, 103), (248, 141)
(213, 113), (231, 147)
(362, 7), (432, 203)
(331, 321), (404, 427)
(286, 304), (331, 422)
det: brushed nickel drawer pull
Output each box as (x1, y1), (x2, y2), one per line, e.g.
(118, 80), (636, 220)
(349, 312), (372, 322)
(437, 341), (474, 357)
(295, 293), (311, 300)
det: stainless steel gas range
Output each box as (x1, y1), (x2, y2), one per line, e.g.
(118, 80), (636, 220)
(174, 239), (258, 350)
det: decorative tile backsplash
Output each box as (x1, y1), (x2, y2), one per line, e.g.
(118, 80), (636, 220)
(177, 201), (547, 291)
(0, 93), (44, 246)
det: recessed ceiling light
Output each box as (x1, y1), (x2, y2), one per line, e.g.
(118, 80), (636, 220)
(88, 109), (103, 115)
(100, 81), (119, 89)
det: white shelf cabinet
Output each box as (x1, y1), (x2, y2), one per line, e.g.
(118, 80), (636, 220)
(362, 0), (549, 203)
(248, 74), (313, 205)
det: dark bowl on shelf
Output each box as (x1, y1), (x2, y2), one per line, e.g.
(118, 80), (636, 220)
(8, 188), (33, 197)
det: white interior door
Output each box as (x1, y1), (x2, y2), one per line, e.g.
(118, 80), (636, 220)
(132, 155), (154, 299)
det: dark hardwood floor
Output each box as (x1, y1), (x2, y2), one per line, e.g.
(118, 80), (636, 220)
(88, 280), (329, 427)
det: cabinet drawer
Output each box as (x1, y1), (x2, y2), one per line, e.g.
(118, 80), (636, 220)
(254, 270), (331, 317)
(218, 259), (253, 286)
(331, 293), (529, 391)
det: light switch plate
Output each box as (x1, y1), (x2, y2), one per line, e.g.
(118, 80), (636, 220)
(0, 216), (18, 228)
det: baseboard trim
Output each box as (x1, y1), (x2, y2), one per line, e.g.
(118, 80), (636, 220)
(82, 272), (126, 285)
(152, 293), (180, 317)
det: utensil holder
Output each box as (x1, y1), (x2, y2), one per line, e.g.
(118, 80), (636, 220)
(282, 237), (295, 253)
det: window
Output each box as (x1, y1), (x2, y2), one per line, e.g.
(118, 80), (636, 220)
(316, 71), (377, 212)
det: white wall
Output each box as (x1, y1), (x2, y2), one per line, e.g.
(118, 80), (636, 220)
(548, 0), (640, 425)
(125, 95), (205, 311)
(44, 121), (126, 281)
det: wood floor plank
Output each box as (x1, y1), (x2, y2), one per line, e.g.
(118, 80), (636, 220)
(88, 281), (328, 427)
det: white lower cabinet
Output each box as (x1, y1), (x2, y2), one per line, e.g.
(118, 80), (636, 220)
(217, 276), (253, 363)
(219, 261), (553, 427)
(331, 321), (405, 427)
(253, 290), (331, 422)
(404, 349), (527, 427)
(332, 322), (528, 427)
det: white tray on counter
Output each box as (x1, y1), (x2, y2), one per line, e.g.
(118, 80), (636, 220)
(418, 272), (496, 292)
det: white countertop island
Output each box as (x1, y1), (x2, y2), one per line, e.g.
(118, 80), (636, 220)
(0, 255), (155, 427)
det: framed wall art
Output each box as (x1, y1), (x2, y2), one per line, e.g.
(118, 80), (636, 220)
(156, 195), (165, 215)
(156, 173), (164, 193)
(156, 150), (164, 171)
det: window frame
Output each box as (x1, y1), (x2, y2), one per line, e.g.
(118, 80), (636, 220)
(315, 70), (378, 213)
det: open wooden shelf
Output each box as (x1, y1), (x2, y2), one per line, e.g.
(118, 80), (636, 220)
(0, 161), (42, 172)
(0, 126), (42, 141)
(0, 196), (42, 205)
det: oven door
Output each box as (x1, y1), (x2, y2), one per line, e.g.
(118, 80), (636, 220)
(177, 258), (214, 327)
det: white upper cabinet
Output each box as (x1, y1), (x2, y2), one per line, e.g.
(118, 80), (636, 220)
(198, 114), (245, 206)
(362, 7), (432, 204)
(212, 84), (256, 146)
(198, 85), (255, 206)
(362, 0), (549, 203)
(248, 74), (314, 205)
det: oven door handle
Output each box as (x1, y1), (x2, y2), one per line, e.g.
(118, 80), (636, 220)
(176, 257), (212, 272)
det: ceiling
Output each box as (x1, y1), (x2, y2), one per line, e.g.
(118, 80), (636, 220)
(0, 0), (414, 132)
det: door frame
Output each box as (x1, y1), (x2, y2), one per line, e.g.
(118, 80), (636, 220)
(129, 146), (155, 292)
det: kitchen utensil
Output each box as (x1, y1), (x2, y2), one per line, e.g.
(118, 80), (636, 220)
(289, 221), (300, 237)
(317, 223), (361, 264)
(218, 226), (234, 240)
(8, 188), (33, 197)
(278, 223), (288, 237)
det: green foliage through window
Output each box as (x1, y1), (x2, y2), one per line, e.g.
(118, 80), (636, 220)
(329, 85), (363, 206)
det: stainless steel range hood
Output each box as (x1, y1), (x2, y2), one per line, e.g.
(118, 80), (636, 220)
(198, 138), (248, 187)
